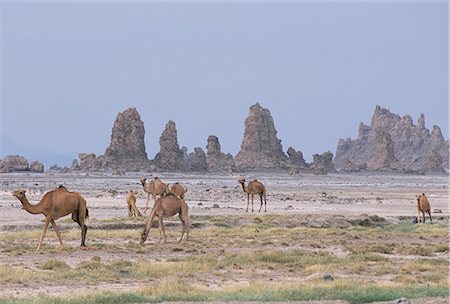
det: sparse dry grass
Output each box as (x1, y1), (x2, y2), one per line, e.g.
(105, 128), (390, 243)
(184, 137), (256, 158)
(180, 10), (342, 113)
(0, 217), (448, 303)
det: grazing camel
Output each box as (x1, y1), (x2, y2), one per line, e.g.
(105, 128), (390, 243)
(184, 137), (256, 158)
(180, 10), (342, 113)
(238, 178), (267, 212)
(140, 193), (189, 244)
(416, 193), (432, 224)
(167, 182), (188, 199)
(140, 177), (167, 213)
(12, 186), (89, 251)
(126, 190), (142, 218)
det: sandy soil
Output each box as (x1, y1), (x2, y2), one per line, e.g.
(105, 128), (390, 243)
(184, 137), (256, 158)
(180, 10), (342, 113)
(0, 171), (448, 302)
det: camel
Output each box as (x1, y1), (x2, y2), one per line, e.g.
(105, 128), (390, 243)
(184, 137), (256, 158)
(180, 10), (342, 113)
(238, 178), (267, 212)
(126, 190), (142, 218)
(167, 182), (188, 199)
(416, 193), (432, 224)
(140, 193), (189, 244)
(12, 186), (89, 251)
(140, 177), (167, 213)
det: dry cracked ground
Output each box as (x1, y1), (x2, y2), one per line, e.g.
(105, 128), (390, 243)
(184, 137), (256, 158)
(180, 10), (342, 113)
(0, 172), (448, 304)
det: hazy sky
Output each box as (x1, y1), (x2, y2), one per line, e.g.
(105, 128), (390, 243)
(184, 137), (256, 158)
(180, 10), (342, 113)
(1, 1), (448, 165)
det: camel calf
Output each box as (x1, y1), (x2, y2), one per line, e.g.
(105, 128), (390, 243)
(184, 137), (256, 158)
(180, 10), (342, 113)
(140, 193), (189, 244)
(416, 194), (432, 224)
(126, 190), (142, 218)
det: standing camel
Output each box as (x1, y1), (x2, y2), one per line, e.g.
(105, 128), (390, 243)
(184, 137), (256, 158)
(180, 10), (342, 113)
(238, 178), (267, 212)
(167, 182), (188, 199)
(140, 177), (167, 213)
(140, 193), (189, 244)
(126, 190), (142, 218)
(416, 193), (432, 224)
(12, 186), (89, 251)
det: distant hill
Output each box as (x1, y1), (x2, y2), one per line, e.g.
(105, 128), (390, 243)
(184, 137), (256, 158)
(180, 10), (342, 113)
(0, 134), (74, 168)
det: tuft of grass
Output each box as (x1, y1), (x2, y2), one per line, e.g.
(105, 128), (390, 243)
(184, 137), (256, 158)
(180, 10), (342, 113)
(40, 260), (70, 271)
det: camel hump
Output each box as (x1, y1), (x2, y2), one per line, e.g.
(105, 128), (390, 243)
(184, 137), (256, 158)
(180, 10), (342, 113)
(58, 185), (67, 190)
(253, 179), (258, 182)
(154, 177), (160, 180)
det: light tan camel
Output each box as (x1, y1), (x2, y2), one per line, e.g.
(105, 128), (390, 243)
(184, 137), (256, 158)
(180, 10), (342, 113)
(12, 186), (89, 251)
(416, 193), (432, 223)
(239, 178), (267, 212)
(167, 182), (188, 199)
(140, 193), (189, 244)
(126, 190), (142, 218)
(140, 177), (167, 213)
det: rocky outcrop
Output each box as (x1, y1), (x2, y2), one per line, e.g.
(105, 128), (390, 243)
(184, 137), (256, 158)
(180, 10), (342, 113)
(76, 108), (155, 172)
(101, 107), (153, 171)
(310, 151), (336, 174)
(30, 161), (44, 173)
(287, 147), (309, 170)
(206, 135), (235, 172)
(335, 106), (449, 173)
(191, 147), (207, 171)
(0, 155), (29, 173)
(153, 120), (190, 171)
(71, 159), (81, 171)
(235, 103), (290, 170)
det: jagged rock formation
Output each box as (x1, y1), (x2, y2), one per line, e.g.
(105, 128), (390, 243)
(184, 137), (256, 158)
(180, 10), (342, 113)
(310, 151), (336, 174)
(206, 135), (235, 171)
(101, 107), (153, 171)
(235, 103), (290, 170)
(71, 159), (81, 171)
(335, 106), (449, 173)
(30, 161), (44, 173)
(191, 147), (207, 171)
(153, 120), (190, 171)
(0, 155), (29, 173)
(77, 108), (155, 172)
(287, 147), (309, 170)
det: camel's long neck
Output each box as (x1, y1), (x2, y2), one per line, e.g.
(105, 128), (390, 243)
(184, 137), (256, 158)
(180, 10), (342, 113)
(18, 196), (43, 214)
(240, 182), (247, 193)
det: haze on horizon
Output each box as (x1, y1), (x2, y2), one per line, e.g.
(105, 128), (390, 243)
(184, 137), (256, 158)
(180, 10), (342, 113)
(1, 1), (448, 167)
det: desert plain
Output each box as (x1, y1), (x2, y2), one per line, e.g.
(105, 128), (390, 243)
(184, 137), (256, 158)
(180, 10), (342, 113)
(0, 171), (448, 304)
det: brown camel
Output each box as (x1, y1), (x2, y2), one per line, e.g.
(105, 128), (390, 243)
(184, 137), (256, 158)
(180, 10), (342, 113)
(140, 177), (167, 213)
(140, 193), (189, 244)
(416, 193), (432, 224)
(126, 190), (142, 218)
(238, 178), (267, 212)
(12, 186), (89, 251)
(167, 182), (188, 199)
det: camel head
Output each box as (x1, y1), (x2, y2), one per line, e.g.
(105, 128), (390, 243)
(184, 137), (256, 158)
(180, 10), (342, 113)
(238, 178), (246, 185)
(415, 194), (422, 201)
(140, 177), (146, 186)
(12, 189), (26, 200)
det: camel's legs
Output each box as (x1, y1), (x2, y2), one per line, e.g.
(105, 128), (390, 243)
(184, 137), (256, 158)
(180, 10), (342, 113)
(50, 219), (63, 246)
(128, 203), (133, 218)
(179, 210), (190, 242)
(422, 211), (426, 223)
(258, 194), (263, 212)
(134, 203), (142, 217)
(428, 211), (432, 223)
(158, 217), (166, 243)
(37, 218), (51, 251)
(144, 194), (151, 213)
(251, 194), (254, 212)
(245, 194), (250, 212)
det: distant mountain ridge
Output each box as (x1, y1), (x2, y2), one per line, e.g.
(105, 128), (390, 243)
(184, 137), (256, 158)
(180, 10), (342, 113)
(334, 106), (449, 173)
(0, 134), (74, 168)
